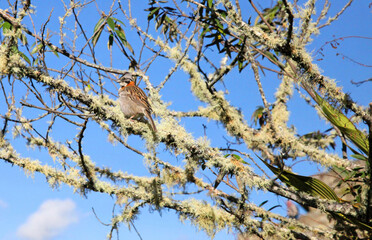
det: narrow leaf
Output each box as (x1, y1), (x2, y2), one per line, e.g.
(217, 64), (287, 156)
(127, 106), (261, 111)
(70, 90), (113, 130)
(92, 18), (105, 47)
(350, 154), (368, 161)
(93, 17), (105, 33)
(207, 0), (213, 8)
(106, 17), (116, 31)
(107, 34), (113, 50)
(148, 7), (160, 20)
(259, 200), (268, 207)
(257, 155), (339, 201)
(19, 51), (31, 65)
(12, 46), (30, 65)
(200, 27), (210, 38)
(46, 45), (59, 57)
(20, 33), (28, 45)
(268, 205), (281, 211)
(111, 17), (126, 27)
(31, 43), (43, 55)
(115, 28), (134, 55)
(313, 92), (369, 155)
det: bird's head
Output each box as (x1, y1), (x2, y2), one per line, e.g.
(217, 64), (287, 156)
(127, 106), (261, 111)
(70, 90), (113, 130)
(117, 72), (133, 87)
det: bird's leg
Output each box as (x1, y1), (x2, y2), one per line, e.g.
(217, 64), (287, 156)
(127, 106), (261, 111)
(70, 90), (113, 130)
(128, 115), (136, 122)
(128, 114), (143, 122)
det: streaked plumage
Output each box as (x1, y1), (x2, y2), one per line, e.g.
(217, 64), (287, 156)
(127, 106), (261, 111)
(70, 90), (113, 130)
(117, 72), (156, 132)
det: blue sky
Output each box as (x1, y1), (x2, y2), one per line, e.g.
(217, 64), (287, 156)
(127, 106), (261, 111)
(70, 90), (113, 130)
(0, 1), (371, 240)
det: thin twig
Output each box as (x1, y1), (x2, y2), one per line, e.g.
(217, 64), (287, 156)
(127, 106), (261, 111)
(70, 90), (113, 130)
(248, 0), (273, 33)
(318, 0), (353, 29)
(77, 119), (96, 190)
(0, 9), (128, 75)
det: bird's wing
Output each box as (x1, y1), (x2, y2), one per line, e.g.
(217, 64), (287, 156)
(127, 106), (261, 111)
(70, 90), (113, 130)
(125, 85), (153, 112)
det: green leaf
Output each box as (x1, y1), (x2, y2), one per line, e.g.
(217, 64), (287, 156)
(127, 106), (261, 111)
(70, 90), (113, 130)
(264, 51), (278, 62)
(106, 17), (116, 31)
(92, 18), (105, 47)
(350, 154), (367, 161)
(259, 200), (268, 207)
(313, 92), (369, 155)
(238, 60), (243, 72)
(11, 46), (30, 65)
(156, 13), (166, 30)
(258, 156), (372, 230)
(115, 28), (134, 55)
(214, 19), (224, 34)
(115, 28), (126, 42)
(2, 21), (12, 34)
(148, 7), (160, 21)
(231, 154), (241, 160)
(46, 45), (59, 57)
(268, 205), (281, 211)
(257, 155), (339, 201)
(107, 34), (113, 50)
(31, 43), (43, 55)
(19, 51), (31, 65)
(20, 33), (28, 45)
(232, 154), (248, 164)
(200, 27), (210, 38)
(216, 9), (227, 18)
(93, 17), (104, 33)
(207, 0), (213, 8)
(164, 15), (172, 24)
(111, 17), (126, 27)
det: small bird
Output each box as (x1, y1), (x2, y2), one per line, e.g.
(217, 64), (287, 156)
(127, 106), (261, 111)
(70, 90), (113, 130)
(286, 200), (299, 219)
(116, 72), (156, 132)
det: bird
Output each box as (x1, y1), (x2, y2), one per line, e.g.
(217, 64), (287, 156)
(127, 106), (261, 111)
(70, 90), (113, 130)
(116, 72), (156, 132)
(286, 200), (299, 219)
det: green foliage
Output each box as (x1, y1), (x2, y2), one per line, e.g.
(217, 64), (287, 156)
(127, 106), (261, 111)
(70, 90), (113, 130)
(306, 91), (370, 224)
(191, 0), (285, 73)
(333, 162), (367, 204)
(257, 155), (340, 201)
(198, 2), (235, 56)
(11, 45), (30, 64)
(145, 2), (179, 42)
(92, 16), (134, 54)
(1, 20), (12, 34)
(92, 17), (104, 47)
(313, 91), (369, 156)
(259, 155), (372, 232)
(0, 19), (31, 64)
(254, 1), (286, 29)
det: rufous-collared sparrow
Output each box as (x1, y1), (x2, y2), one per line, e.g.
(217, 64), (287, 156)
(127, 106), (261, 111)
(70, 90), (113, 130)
(117, 72), (156, 132)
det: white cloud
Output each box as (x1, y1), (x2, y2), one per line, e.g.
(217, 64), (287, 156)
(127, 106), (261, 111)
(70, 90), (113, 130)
(17, 199), (78, 240)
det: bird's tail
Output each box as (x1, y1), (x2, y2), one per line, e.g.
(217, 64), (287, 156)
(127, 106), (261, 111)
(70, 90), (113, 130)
(146, 112), (157, 132)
